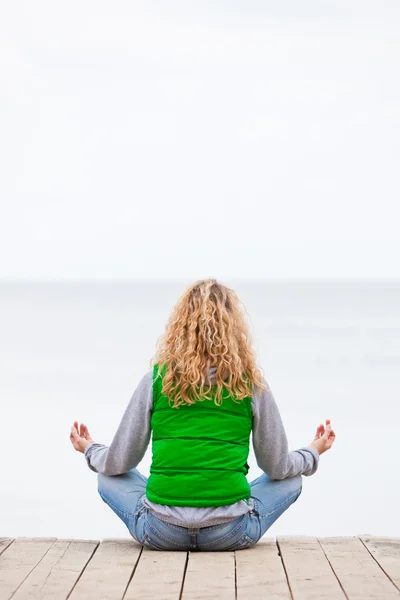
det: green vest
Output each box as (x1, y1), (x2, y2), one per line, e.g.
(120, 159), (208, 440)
(146, 364), (253, 507)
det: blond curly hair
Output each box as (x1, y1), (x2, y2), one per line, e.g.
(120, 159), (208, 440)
(152, 279), (266, 407)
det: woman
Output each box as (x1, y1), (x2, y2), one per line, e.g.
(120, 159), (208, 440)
(70, 279), (335, 551)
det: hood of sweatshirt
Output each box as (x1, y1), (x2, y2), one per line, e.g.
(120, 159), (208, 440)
(205, 366), (230, 385)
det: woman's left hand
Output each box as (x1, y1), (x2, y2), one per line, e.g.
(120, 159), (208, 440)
(309, 419), (336, 455)
(70, 421), (95, 453)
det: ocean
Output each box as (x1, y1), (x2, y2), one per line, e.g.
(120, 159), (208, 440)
(1, 280), (399, 539)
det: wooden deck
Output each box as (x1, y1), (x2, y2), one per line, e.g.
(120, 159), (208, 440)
(1, 536), (399, 599)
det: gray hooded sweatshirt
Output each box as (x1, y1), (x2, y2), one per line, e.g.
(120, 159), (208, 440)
(84, 368), (319, 527)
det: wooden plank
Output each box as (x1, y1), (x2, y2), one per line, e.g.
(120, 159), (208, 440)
(361, 536), (400, 591)
(277, 536), (346, 600)
(0, 539), (14, 557)
(11, 539), (98, 600)
(181, 551), (235, 600)
(68, 539), (141, 600)
(124, 548), (187, 599)
(319, 536), (400, 599)
(0, 538), (56, 600)
(236, 537), (291, 600)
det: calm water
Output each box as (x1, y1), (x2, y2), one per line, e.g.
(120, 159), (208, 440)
(1, 280), (399, 539)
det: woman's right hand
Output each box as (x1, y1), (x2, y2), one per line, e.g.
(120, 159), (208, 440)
(70, 421), (95, 453)
(309, 419), (336, 455)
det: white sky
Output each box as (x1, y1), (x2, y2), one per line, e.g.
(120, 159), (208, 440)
(1, 1), (399, 280)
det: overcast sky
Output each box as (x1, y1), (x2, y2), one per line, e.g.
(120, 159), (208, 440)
(1, 1), (399, 280)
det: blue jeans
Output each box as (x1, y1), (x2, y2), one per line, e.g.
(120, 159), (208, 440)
(97, 469), (302, 551)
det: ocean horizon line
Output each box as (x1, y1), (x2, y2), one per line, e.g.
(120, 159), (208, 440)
(1, 276), (400, 284)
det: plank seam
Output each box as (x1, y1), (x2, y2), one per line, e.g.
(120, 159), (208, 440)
(37, 541), (72, 595)
(121, 546), (143, 600)
(0, 539), (15, 557)
(234, 551), (238, 600)
(317, 539), (349, 600)
(178, 551), (189, 600)
(65, 540), (100, 599)
(359, 537), (400, 593)
(9, 539), (57, 600)
(275, 538), (294, 600)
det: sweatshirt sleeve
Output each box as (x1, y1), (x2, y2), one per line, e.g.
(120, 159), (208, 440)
(252, 378), (319, 479)
(84, 370), (153, 476)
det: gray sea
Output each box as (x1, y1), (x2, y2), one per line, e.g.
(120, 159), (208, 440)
(1, 280), (399, 539)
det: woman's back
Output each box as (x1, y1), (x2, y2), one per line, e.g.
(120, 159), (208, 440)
(147, 362), (253, 507)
